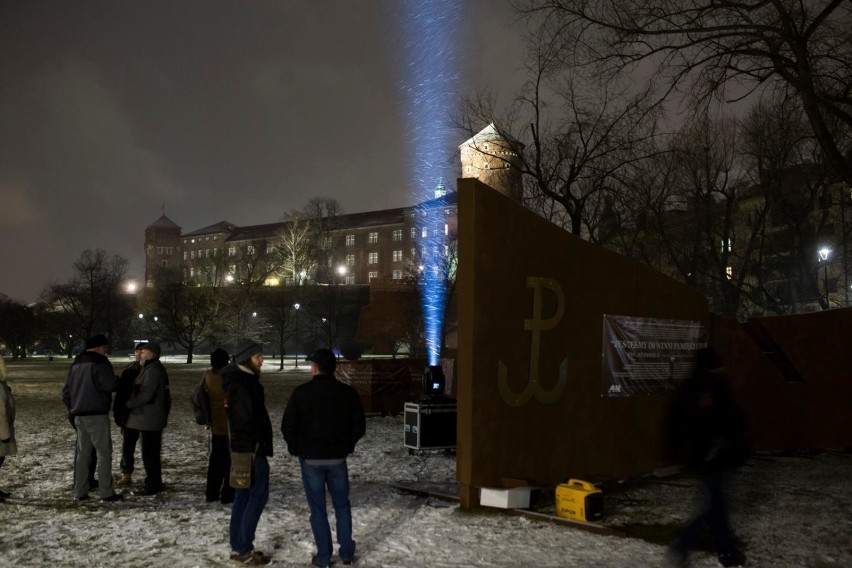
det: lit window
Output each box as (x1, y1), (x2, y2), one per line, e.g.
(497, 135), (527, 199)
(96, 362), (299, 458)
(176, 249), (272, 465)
(721, 238), (732, 253)
(346, 254), (355, 266)
(444, 245), (449, 256)
(247, 245), (255, 255)
(726, 266), (733, 280)
(392, 229), (402, 241)
(444, 224), (449, 236)
(190, 250), (195, 260)
(392, 270), (402, 280)
(345, 275), (355, 285)
(410, 227), (416, 238)
(213, 248), (218, 257)
(421, 227), (428, 238)
(205, 249), (210, 258)
(368, 271), (378, 280)
(190, 267), (195, 277)
(183, 251), (188, 261)
(393, 250), (403, 262)
(266, 243), (275, 253)
(156, 246), (164, 254)
(228, 247), (236, 257)
(410, 248), (416, 258)
(368, 232), (378, 244)
(229, 264), (236, 273)
(346, 234), (355, 246)
(368, 252), (378, 264)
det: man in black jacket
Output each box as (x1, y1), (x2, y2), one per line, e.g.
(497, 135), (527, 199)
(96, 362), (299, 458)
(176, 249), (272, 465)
(114, 342), (144, 487)
(125, 342), (171, 495)
(61, 334), (122, 502)
(282, 348), (366, 568)
(223, 340), (273, 565)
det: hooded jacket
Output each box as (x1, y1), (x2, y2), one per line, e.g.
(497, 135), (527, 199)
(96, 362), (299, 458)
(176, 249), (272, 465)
(62, 350), (117, 416)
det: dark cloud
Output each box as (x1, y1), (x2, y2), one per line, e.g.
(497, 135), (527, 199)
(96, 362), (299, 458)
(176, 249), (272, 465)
(0, 0), (524, 303)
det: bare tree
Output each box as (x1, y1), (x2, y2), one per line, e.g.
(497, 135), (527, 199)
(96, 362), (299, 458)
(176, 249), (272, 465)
(514, 0), (852, 184)
(274, 209), (316, 285)
(455, 28), (659, 238)
(41, 249), (131, 345)
(303, 197), (343, 283)
(148, 270), (225, 363)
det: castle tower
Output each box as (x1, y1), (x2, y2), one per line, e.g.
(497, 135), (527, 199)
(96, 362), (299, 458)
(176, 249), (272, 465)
(459, 123), (524, 202)
(144, 215), (182, 287)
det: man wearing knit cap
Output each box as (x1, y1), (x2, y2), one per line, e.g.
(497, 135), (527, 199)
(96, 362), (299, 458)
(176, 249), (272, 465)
(282, 348), (366, 568)
(222, 340), (273, 564)
(126, 342), (171, 495)
(114, 342), (145, 487)
(62, 334), (122, 502)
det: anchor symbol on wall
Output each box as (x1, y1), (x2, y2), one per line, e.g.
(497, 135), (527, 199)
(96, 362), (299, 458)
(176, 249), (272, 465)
(498, 276), (568, 407)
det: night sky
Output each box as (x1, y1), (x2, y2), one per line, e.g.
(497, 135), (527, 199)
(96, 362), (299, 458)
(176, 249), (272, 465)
(0, 0), (524, 303)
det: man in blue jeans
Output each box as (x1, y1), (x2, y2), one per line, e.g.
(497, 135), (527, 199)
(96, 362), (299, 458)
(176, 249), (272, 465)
(282, 348), (366, 568)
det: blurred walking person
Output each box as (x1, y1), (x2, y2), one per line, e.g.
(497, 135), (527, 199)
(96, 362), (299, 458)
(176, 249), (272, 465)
(667, 347), (749, 567)
(125, 342), (171, 495)
(223, 341), (273, 565)
(114, 342), (144, 487)
(202, 348), (233, 504)
(61, 334), (122, 502)
(0, 353), (17, 500)
(282, 348), (366, 568)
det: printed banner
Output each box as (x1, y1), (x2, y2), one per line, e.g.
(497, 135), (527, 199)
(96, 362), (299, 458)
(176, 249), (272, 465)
(601, 315), (707, 397)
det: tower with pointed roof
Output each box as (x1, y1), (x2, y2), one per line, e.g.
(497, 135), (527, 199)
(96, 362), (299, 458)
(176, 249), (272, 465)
(459, 123), (524, 202)
(144, 214), (182, 287)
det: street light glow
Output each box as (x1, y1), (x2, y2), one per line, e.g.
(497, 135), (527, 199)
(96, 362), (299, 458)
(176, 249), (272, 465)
(337, 265), (347, 276)
(818, 247), (832, 261)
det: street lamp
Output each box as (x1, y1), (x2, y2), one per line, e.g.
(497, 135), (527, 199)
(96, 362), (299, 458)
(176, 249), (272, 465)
(818, 247), (832, 309)
(293, 303), (301, 368)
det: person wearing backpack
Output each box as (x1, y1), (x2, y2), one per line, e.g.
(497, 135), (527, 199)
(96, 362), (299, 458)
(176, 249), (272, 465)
(200, 348), (233, 504)
(126, 342), (171, 496)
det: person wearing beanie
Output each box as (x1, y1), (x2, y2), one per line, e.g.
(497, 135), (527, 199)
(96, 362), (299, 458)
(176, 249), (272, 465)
(281, 348), (366, 568)
(201, 348), (233, 504)
(222, 340), (273, 564)
(113, 343), (145, 487)
(125, 342), (171, 495)
(61, 334), (122, 502)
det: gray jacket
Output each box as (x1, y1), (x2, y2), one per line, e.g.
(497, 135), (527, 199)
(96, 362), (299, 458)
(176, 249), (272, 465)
(126, 359), (171, 431)
(62, 350), (117, 416)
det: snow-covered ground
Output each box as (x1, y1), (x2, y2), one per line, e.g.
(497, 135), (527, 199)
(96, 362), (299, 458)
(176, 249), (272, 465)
(0, 358), (850, 567)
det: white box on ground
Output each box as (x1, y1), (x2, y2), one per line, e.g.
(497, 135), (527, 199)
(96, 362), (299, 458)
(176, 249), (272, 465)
(479, 487), (531, 509)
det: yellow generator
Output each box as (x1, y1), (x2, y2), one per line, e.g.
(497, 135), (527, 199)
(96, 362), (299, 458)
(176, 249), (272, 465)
(555, 479), (604, 522)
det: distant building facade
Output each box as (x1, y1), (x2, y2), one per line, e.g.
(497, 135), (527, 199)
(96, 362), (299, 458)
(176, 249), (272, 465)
(144, 124), (521, 290)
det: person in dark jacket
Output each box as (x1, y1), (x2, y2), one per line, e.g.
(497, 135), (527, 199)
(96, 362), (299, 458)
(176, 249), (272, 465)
(667, 347), (748, 568)
(281, 348), (366, 568)
(61, 334), (122, 502)
(125, 342), (171, 495)
(223, 340), (273, 565)
(114, 342), (144, 487)
(203, 348), (233, 504)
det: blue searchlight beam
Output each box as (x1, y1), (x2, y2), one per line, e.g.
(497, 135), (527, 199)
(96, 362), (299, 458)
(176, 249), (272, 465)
(396, 0), (464, 366)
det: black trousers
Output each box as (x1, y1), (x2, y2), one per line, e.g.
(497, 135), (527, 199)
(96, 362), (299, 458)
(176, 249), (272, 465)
(120, 427), (141, 475)
(206, 433), (233, 503)
(140, 430), (163, 492)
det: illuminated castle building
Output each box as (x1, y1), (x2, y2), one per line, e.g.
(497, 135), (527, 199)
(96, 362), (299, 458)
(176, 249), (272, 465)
(144, 124), (521, 290)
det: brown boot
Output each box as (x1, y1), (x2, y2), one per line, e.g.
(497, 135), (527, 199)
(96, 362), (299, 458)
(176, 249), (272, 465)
(117, 473), (132, 487)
